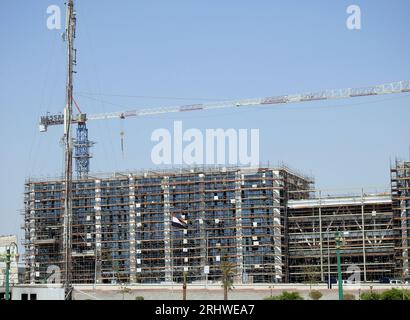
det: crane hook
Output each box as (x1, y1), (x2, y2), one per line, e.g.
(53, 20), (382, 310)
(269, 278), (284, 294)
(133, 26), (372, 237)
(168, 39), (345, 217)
(120, 131), (125, 159)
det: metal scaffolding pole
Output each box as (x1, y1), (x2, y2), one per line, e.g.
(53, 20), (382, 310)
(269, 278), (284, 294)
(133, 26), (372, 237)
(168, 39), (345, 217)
(361, 189), (368, 282)
(327, 230), (331, 289)
(318, 191), (324, 282)
(336, 231), (344, 300)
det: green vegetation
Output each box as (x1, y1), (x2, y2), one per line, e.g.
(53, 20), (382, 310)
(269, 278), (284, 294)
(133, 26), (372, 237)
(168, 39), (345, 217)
(304, 264), (320, 290)
(381, 288), (410, 300)
(360, 288), (410, 300)
(308, 290), (323, 300)
(265, 291), (304, 300)
(220, 255), (236, 300)
(135, 296), (145, 300)
(264, 288), (410, 301)
(343, 293), (356, 300)
(360, 291), (382, 300)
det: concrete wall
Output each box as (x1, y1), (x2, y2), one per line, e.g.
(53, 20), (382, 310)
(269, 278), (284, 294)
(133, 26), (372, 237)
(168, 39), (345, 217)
(11, 285), (65, 300)
(4, 283), (408, 300)
(72, 283), (410, 300)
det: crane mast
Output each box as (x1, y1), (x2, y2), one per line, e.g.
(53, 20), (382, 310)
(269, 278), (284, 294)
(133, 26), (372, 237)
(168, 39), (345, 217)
(63, 0), (76, 299)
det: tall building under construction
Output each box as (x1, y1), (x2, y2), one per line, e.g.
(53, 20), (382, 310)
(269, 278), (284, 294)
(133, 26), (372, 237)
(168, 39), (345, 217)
(23, 162), (410, 285)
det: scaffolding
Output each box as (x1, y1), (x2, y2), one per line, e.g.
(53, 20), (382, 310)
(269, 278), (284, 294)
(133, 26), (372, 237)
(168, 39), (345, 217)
(391, 159), (410, 278)
(23, 165), (312, 285)
(287, 190), (395, 283)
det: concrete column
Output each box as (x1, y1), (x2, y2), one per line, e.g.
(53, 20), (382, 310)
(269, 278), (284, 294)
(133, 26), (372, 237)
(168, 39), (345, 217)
(318, 191), (324, 282)
(400, 198), (409, 276)
(94, 179), (102, 284)
(235, 170), (244, 283)
(135, 187), (142, 280)
(198, 173), (207, 281)
(128, 176), (137, 283)
(162, 176), (172, 282)
(272, 170), (283, 282)
(361, 189), (368, 282)
(28, 184), (36, 284)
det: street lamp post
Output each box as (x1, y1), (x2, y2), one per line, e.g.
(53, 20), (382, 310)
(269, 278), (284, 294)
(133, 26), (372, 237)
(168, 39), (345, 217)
(182, 272), (187, 300)
(205, 230), (208, 288)
(327, 231), (331, 289)
(4, 249), (11, 300)
(4, 242), (19, 301)
(335, 232), (344, 300)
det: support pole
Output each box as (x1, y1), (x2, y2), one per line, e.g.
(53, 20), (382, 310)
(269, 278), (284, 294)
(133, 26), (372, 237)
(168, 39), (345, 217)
(361, 189), (367, 282)
(182, 272), (187, 300)
(93, 247), (97, 290)
(205, 231), (208, 288)
(4, 243), (18, 301)
(318, 191), (324, 282)
(171, 224), (174, 287)
(336, 231), (344, 300)
(4, 248), (11, 301)
(327, 231), (331, 289)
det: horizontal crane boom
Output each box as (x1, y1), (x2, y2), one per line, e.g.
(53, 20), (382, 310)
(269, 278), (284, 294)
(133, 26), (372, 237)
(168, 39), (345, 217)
(39, 80), (410, 132)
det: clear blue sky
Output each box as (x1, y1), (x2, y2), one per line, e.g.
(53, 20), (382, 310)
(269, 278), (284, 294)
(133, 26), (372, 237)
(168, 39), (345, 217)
(1, 0), (410, 241)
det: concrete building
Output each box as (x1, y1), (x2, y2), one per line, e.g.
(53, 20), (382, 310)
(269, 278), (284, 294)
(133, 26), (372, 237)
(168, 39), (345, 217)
(23, 166), (311, 285)
(11, 285), (65, 300)
(22, 162), (410, 285)
(391, 159), (410, 278)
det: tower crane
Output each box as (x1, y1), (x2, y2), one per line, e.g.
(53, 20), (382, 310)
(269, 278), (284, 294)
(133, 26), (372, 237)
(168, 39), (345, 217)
(47, 0), (410, 301)
(40, 80), (410, 178)
(62, 0), (75, 299)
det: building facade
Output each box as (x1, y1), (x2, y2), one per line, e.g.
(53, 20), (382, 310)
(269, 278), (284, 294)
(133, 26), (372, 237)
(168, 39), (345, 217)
(23, 166), (311, 284)
(391, 159), (410, 278)
(287, 192), (394, 283)
(23, 162), (410, 284)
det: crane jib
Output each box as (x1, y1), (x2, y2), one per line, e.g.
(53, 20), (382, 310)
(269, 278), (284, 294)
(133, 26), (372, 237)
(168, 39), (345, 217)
(38, 80), (410, 131)
(179, 104), (204, 112)
(120, 111), (138, 118)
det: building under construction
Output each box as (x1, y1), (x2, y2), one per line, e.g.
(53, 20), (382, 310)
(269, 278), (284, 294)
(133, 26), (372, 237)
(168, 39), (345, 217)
(23, 165), (311, 284)
(23, 162), (410, 285)
(391, 159), (410, 278)
(287, 190), (395, 283)
(20, 0), (410, 291)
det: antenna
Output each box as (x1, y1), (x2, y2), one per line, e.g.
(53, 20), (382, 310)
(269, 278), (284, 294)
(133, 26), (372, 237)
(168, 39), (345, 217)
(63, 0), (76, 299)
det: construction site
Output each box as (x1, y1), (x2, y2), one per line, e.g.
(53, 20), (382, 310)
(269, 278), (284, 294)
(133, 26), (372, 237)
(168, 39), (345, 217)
(287, 189), (395, 283)
(22, 159), (410, 286)
(23, 165), (311, 285)
(1, 0), (407, 302)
